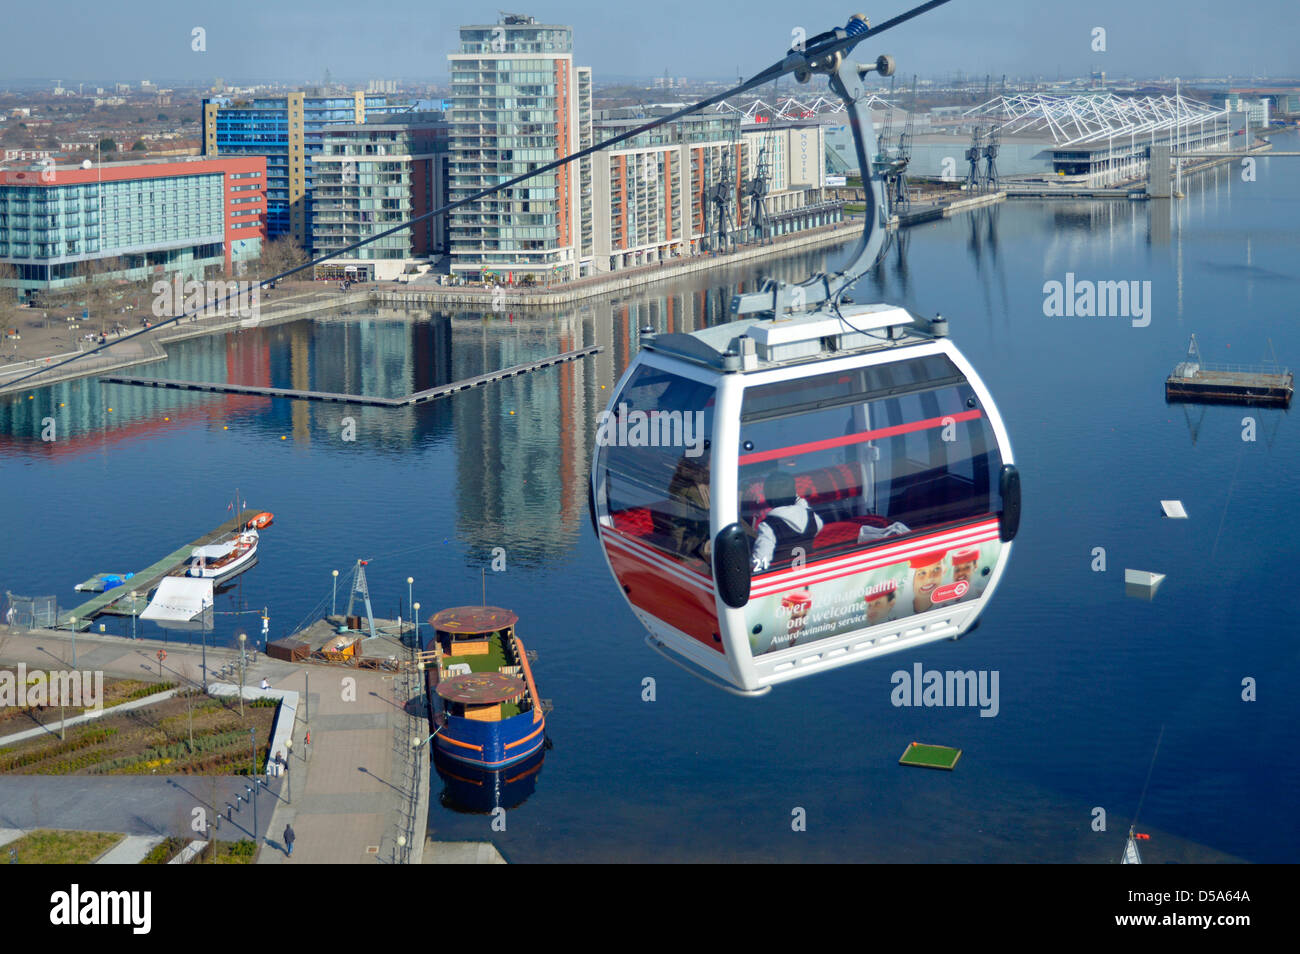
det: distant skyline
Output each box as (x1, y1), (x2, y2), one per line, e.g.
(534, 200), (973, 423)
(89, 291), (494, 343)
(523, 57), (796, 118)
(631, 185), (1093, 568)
(4, 0), (1297, 87)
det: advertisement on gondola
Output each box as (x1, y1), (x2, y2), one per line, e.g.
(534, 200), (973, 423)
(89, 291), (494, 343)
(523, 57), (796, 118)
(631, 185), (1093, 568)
(746, 535), (1002, 656)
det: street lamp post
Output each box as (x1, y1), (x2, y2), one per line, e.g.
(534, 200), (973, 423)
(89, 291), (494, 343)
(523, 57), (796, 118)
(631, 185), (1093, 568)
(237, 632), (246, 718)
(129, 591), (137, 640)
(245, 780), (257, 847)
(413, 602), (420, 650)
(70, 617), (77, 667)
(396, 834), (406, 865)
(331, 569), (339, 618)
(406, 577), (414, 637)
(284, 738), (293, 804)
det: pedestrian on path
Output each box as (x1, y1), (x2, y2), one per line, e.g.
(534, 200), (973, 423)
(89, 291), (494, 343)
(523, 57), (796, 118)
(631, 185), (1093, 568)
(284, 824), (295, 857)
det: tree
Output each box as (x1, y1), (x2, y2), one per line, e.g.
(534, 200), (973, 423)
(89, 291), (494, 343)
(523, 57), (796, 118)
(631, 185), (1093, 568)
(257, 236), (308, 281)
(97, 137), (117, 153)
(157, 113), (168, 121)
(131, 140), (148, 152)
(0, 264), (25, 337)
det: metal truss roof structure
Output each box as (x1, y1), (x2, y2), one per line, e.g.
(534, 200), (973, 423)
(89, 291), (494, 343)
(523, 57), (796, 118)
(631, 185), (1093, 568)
(963, 93), (1229, 146)
(717, 93), (899, 122)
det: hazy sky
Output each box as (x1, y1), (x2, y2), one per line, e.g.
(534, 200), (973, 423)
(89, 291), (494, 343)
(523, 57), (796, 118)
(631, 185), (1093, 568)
(7, 0), (1297, 85)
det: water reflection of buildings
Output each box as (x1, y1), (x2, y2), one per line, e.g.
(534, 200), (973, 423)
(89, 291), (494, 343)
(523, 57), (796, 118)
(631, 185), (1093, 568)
(0, 332), (270, 455)
(452, 310), (596, 564)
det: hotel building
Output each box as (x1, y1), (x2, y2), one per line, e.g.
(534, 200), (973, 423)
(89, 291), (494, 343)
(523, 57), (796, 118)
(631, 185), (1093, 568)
(0, 155), (266, 302)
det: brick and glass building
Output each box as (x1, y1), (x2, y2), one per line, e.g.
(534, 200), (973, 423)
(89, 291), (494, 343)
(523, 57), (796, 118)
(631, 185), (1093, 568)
(310, 114), (450, 281)
(589, 114), (747, 271)
(202, 92), (409, 245)
(447, 15), (592, 282)
(0, 155), (266, 302)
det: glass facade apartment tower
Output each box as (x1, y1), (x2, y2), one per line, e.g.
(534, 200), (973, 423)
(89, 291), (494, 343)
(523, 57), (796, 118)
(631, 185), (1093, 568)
(448, 15), (591, 282)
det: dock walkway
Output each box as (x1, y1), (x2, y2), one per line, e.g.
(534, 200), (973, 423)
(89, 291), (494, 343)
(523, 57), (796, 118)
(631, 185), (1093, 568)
(99, 347), (599, 409)
(57, 509), (260, 629)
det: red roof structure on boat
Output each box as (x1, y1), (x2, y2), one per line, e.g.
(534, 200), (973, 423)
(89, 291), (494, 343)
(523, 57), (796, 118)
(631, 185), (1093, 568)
(429, 606), (519, 635)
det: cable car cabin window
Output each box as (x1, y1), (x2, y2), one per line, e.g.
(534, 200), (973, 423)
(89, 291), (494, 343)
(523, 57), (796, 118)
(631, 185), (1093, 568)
(597, 366), (715, 573)
(739, 357), (1001, 573)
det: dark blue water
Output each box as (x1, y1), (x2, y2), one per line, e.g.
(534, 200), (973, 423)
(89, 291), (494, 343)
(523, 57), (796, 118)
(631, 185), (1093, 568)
(3, 133), (1297, 862)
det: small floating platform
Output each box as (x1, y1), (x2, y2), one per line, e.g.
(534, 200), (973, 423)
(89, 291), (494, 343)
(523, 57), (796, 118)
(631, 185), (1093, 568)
(1165, 366), (1293, 407)
(899, 741), (962, 771)
(74, 572), (136, 593)
(1165, 335), (1292, 408)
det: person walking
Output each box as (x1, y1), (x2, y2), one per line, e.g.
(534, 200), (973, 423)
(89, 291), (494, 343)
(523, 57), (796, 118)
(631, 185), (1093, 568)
(283, 823), (295, 857)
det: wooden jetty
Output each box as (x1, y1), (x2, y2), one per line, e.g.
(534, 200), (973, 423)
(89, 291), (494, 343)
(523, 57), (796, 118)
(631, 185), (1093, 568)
(1164, 335), (1293, 408)
(58, 508), (260, 630)
(99, 345), (601, 408)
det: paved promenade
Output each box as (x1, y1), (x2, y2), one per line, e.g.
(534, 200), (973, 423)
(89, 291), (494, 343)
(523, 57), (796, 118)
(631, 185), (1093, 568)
(0, 625), (426, 864)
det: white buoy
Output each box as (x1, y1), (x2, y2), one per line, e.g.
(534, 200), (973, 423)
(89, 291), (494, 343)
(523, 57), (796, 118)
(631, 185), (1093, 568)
(1125, 570), (1166, 587)
(1125, 569), (1166, 599)
(1160, 500), (1187, 518)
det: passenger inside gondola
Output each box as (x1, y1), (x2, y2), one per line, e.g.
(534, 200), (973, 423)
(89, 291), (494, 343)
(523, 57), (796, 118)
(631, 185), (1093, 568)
(750, 471), (824, 572)
(739, 356), (1003, 573)
(598, 365), (717, 573)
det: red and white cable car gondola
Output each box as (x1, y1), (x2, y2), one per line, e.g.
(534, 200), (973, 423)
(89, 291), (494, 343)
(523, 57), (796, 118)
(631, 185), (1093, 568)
(589, 15), (1021, 695)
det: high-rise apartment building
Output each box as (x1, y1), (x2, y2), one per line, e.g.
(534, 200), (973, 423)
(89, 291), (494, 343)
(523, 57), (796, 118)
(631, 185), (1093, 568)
(310, 114), (450, 281)
(447, 15), (591, 282)
(202, 92), (410, 245)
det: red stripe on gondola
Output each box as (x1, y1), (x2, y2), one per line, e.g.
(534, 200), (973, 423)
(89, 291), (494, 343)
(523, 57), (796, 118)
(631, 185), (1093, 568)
(602, 530), (714, 593)
(739, 409), (984, 465)
(752, 534), (1001, 596)
(750, 520), (1001, 597)
(602, 531), (721, 650)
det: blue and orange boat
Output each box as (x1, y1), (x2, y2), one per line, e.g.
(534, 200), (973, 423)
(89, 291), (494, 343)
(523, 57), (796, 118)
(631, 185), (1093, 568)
(422, 605), (546, 770)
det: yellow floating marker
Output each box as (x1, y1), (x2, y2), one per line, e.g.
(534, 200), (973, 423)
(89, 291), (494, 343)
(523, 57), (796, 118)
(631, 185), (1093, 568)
(280, 435), (286, 440)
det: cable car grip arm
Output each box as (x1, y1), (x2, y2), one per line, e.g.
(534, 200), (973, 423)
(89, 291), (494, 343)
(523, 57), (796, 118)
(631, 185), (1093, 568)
(731, 32), (893, 319)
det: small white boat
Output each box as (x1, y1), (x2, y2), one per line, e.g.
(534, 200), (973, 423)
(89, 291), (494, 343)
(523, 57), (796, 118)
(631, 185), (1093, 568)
(180, 528), (259, 584)
(1121, 827), (1143, 865)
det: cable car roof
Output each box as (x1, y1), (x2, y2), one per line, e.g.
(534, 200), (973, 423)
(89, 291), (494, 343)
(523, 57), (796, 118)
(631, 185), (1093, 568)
(642, 304), (945, 373)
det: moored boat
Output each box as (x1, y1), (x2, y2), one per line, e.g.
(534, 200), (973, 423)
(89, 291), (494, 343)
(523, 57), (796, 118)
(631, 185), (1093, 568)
(421, 605), (546, 770)
(173, 510), (273, 585)
(178, 528), (258, 584)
